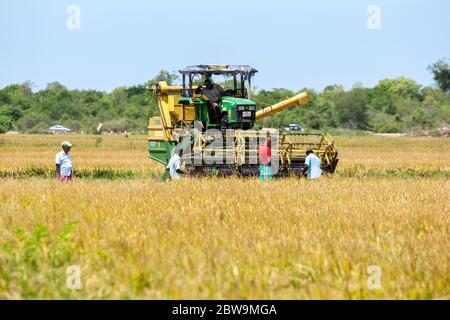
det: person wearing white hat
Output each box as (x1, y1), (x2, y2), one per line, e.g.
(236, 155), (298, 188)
(55, 141), (73, 182)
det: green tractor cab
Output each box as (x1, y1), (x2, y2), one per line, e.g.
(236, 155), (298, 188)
(178, 65), (258, 130)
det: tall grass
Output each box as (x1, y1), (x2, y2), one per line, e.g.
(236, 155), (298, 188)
(0, 178), (448, 299)
(1, 134), (449, 180)
(0, 134), (449, 299)
(0, 166), (140, 180)
(0, 222), (79, 299)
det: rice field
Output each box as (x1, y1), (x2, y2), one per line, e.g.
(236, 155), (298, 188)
(0, 134), (449, 299)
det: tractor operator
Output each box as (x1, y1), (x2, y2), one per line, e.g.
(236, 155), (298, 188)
(197, 77), (224, 124)
(199, 77), (224, 103)
(303, 149), (321, 179)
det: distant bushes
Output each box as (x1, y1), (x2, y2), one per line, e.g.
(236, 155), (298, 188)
(1, 62), (449, 134)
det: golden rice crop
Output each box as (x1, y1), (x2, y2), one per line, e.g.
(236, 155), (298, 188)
(0, 134), (161, 173)
(1, 134), (449, 175)
(0, 134), (449, 299)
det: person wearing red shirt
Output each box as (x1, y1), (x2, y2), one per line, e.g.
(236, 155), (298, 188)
(258, 137), (273, 181)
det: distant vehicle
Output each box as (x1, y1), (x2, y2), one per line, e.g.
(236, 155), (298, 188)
(284, 124), (304, 131)
(49, 125), (71, 134)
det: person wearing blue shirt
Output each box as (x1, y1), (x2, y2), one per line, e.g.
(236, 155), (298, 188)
(55, 141), (73, 182)
(304, 149), (321, 180)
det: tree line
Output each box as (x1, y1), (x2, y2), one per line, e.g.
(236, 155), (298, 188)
(0, 60), (449, 134)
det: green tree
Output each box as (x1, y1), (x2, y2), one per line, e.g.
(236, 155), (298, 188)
(333, 88), (369, 129)
(411, 108), (432, 129)
(0, 114), (13, 133)
(149, 70), (179, 85)
(0, 91), (12, 105)
(0, 105), (22, 121)
(369, 85), (395, 112)
(376, 77), (421, 99)
(428, 58), (450, 92)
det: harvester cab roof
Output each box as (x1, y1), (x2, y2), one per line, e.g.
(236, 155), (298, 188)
(179, 65), (258, 99)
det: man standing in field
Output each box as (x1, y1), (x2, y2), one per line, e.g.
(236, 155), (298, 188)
(55, 141), (73, 182)
(166, 148), (186, 180)
(303, 149), (321, 180)
(258, 137), (273, 181)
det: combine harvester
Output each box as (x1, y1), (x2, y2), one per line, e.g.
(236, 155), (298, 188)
(148, 65), (338, 177)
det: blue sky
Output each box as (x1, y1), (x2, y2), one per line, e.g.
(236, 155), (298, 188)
(1, 0), (449, 92)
